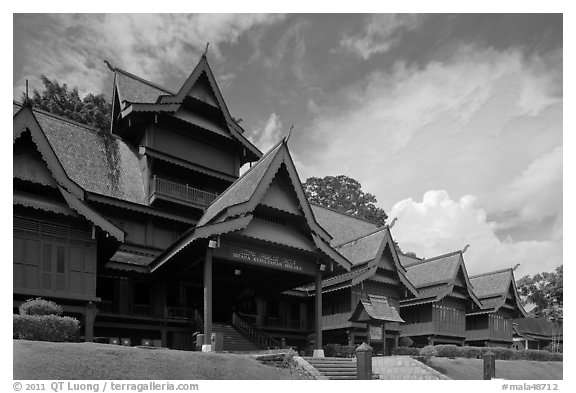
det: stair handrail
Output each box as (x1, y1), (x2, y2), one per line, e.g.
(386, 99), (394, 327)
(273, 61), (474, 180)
(232, 312), (281, 349)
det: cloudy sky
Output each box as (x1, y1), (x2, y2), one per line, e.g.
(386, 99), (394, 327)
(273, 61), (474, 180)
(13, 13), (563, 278)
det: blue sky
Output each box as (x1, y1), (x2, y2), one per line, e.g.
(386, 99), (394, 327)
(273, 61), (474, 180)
(12, 13), (563, 278)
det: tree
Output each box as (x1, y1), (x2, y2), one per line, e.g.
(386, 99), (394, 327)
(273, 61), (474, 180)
(303, 175), (388, 226)
(23, 75), (111, 131)
(516, 265), (563, 320)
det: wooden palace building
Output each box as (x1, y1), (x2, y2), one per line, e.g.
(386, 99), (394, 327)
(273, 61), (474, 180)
(13, 54), (526, 354)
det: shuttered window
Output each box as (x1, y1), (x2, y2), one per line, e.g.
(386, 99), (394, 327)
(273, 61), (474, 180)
(14, 216), (96, 297)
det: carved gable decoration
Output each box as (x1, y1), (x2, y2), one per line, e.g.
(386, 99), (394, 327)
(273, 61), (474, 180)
(14, 137), (58, 188)
(260, 167), (303, 215)
(187, 73), (219, 107)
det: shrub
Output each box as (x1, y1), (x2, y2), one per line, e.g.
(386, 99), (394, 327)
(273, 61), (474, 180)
(521, 349), (563, 362)
(420, 345), (437, 357)
(398, 336), (413, 347)
(489, 347), (521, 360)
(323, 343), (358, 358)
(434, 344), (460, 358)
(323, 343), (341, 357)
(459, 346), (483, 359)
(391, 346), (420, 356)
(14, 314), (79, 342)
(19, 298), (62, 316)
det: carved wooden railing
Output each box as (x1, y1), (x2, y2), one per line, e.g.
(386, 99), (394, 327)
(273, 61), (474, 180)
(232, 312), (282, 350)
(164, 306), (194, 320)
(150, 176), (218, 208)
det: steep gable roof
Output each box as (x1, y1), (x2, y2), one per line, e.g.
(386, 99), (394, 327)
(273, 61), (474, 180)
(151, 140), (351, 272)
(114, 68), (175, 108)
(15, 104), (146, 204)
(111, 56), (262, 162)
(403, 252), (462, 288)
(469, 268), (527, 316)
(336, 227), (389, 266)
(350, 294), (404, 323)
(469, 269), (512, 298)
(13, 104), (124, 241)
(400, 250), (482, 307)
(293, 226), (419, 297)
(311, 204), (378, 246)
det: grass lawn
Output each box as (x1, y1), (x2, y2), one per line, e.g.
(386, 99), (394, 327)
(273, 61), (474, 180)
(14, 340), (307, 380)
(428, 357), (563, 380)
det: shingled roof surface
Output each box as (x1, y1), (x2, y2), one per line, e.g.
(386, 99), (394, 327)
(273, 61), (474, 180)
(356, 294), (404, 323)
(197, 142), (283, 226)
(33, 109), (146, 204)
(294, 266), (373, 293)
(403, 253), (461, 288)
(469, 269), (511, 298)
(514, 317), (562, 338)
(310, 204), (377, 246)
(336, 227), (387, 266)
(115, 68), (174, 107)
(110, 250), (155, 267)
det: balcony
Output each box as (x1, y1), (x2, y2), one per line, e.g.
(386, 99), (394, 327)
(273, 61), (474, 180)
(149, 176), (218, 209)
(465, 327), (512, 342)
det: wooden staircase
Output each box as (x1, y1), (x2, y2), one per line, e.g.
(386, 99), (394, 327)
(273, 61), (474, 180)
(212, 323), (261, 352)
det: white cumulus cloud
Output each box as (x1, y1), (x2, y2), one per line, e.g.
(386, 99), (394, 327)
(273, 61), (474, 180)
(389, 190), (562, 278)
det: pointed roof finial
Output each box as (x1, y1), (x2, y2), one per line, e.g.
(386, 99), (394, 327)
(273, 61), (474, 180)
(389, 217), (398, 228)
(462, 244), (470, 253)
(104, 60), (116, 72)
(203, 42), (210, 57)
(285, 124), (294, 143)
(23, 79), (32, 108)
(512, 263), (520, 271)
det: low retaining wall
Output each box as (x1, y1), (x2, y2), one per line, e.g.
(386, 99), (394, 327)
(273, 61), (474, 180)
(372, 356), (451, 380)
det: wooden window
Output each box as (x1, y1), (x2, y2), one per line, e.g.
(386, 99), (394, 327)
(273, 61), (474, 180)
(41, 242), (67, 292)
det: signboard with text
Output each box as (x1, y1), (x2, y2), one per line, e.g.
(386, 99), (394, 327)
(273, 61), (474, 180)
(213, 244), (317, 276)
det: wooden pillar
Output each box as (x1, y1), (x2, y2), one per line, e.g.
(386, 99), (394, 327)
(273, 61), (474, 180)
(382, 323), (386, 356)
(348, 330), (355, 346)
(84, 302), (97, 343)
(161, 323), (167, 347)
(366, 324), (372, 346)
(203, 247), (213, 350)
(313, 266), (323, 356)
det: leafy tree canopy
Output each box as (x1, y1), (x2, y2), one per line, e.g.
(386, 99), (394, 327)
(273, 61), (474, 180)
(23, 75), (111, 132)
(303, 175), (388, 226)
(516, 265), (563, 320)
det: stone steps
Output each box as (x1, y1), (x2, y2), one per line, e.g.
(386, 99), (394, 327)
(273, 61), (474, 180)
(302, 357), (359, 380)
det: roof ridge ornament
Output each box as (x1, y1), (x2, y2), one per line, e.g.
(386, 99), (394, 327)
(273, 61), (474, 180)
(512, 263), (520, 271)
(462, 244), (470, 253)
(388, 217), (397, 228)
(203, 42), (210, 58)
(104, 60), (116, 72)
(23, 79), (32, 108)
(284, 124), (294, 143)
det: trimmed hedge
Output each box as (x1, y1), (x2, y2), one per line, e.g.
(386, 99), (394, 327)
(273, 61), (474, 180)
(323, 342), (562, 361)
(19, 298), (62, 316)
(391, 346), (420, 356)
(434, 344), (460, 358)
(323, 343), (358, 358)
(414, 345), (562, 362)
(13, 314), (79, 342)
